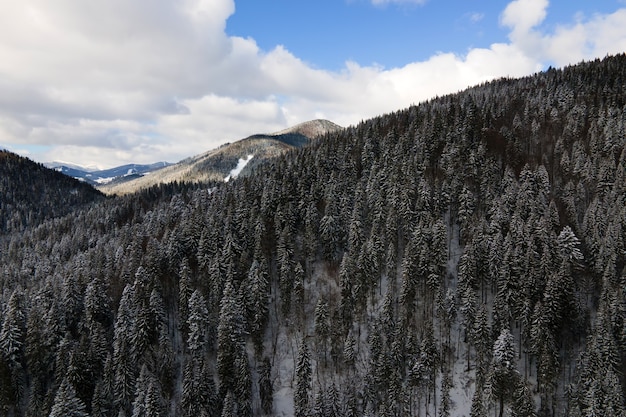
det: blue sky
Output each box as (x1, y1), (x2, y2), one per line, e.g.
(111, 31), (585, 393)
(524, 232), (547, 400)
(227, 0), (621, 69)
(1, 0), (625, 168)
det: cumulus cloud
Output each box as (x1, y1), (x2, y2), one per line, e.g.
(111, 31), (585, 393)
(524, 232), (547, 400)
(499, 0), (626, 66)
(1, 0), (626, 167)
(542, 9), (626, 66)
(501, 0), (548, 36)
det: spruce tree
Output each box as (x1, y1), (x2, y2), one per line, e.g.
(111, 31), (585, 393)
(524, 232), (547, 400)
(487, 328), (520, 417)
(295, 340), (312, 417)
(48, 379), (89, 417)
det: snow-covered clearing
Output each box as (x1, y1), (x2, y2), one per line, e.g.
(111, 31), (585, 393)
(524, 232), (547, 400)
(224, 154), (254, 182)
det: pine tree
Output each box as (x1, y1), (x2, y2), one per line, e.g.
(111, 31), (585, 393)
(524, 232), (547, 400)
(473, 305), (490, 381)
(470, 387), (487, 417)
(221, 390), (237, 417)
(234, 352), (252, 417)
(295, 340), (312, 417)
(439, 371), (452, 417)
(143, 379), (164, 417)
(312, 390), (325, 417)
(187, 289), (209, 357)
(258, 357), (273, 415)
(557, 226), (583, 264)
(84, 274), (112, 329)
(178, 258), (193, 337)
(131, 365), (149, 417)
(325, 383), (341, 417)
(0, 290), (26, 413)
(487, 328), (520, 417)
(248, 259), (269, 347)
(343, 334), (356, 368)
(113, 284), (136, 414)
(217, 279), (246, 397)
(0, 290), (25, 368)
(511, 381), (536, 417)
(48, 378), (89, 417)
(314, 300), (330, 366)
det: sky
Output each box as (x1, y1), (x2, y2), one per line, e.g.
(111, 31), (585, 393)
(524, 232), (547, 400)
(1, 0), (626, 169)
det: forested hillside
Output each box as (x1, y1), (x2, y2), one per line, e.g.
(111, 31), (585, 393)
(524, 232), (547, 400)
(0, 151), (105, 234)
(1, 55), (625, 417)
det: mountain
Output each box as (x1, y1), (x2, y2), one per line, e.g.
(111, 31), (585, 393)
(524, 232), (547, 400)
(270, 119), (342, 143)
(46, 161), (171, 186)
(1, 55), (626, 417)
(99, 119), (342, 195)
(0, 150), (105, 234)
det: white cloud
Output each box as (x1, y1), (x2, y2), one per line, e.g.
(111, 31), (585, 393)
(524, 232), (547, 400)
(543, 9), (626, 67)
(499, 0), (626, 67)
(1, 0), (626, 168)
(501, 0), (548, 35)
(156, 94), (287, 160)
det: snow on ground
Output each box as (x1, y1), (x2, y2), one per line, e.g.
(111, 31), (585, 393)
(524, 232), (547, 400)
(449, 333), (476, 417)
(224, 154), (254, 182)
(95, 177), (115, 184)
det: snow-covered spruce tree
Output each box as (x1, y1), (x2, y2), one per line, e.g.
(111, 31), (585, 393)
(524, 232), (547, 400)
(314, 299), (330, 366)
(221, 391), (236, 417)
(216, 279), (246, 399)
(112, 284), (137, 415)
(312, 390), (324, 417)
(0, 290), (25, 414)
(294, 339), (312, 417)
(277, 224), (294, 316)
(569, 301), (626, 417)
(181, 358), (218, 417)
(84, 274), (112, 330)
(258, 357), (273, 415)
(511, 380), (536, 417)
(177, 258), (193, 337)
(557, 226), (583, 265)
(187, 289), (209, 358)
(487, 328), (520, 417)
(319, 211), (340, 263)
(470, 387), (487, 417)
(247, 258), (269, 351)
(234, 350), (252, 417)
(48, 378), (89, 417)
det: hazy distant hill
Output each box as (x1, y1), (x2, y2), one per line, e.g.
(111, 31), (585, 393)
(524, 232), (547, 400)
(100, 119), (342, 195)
(46, 161), (171, 186)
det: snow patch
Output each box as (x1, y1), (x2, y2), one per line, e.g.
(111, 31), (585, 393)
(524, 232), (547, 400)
(224, 154), (254, 182)
(95, 177), (115, 185)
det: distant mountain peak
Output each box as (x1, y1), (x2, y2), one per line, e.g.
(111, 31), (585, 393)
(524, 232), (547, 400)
(100, 119), (342, 195)
(45, 161), (101, 173)
(270, 119), (343, 138)
(46, 161), (172, 186)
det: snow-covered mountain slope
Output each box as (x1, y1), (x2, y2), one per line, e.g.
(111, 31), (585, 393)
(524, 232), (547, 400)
(100, 119), (343, 195)
(271, 119), (342, 139)
(45, 161), (171, 186)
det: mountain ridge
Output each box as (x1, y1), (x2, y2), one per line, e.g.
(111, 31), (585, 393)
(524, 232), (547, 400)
(0, 150), (105, 234)
(99, 118), (342, 195)
(45, 161), (172, 186)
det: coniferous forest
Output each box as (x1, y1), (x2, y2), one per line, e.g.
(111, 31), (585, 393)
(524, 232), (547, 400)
(1, 55), (625, 417)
